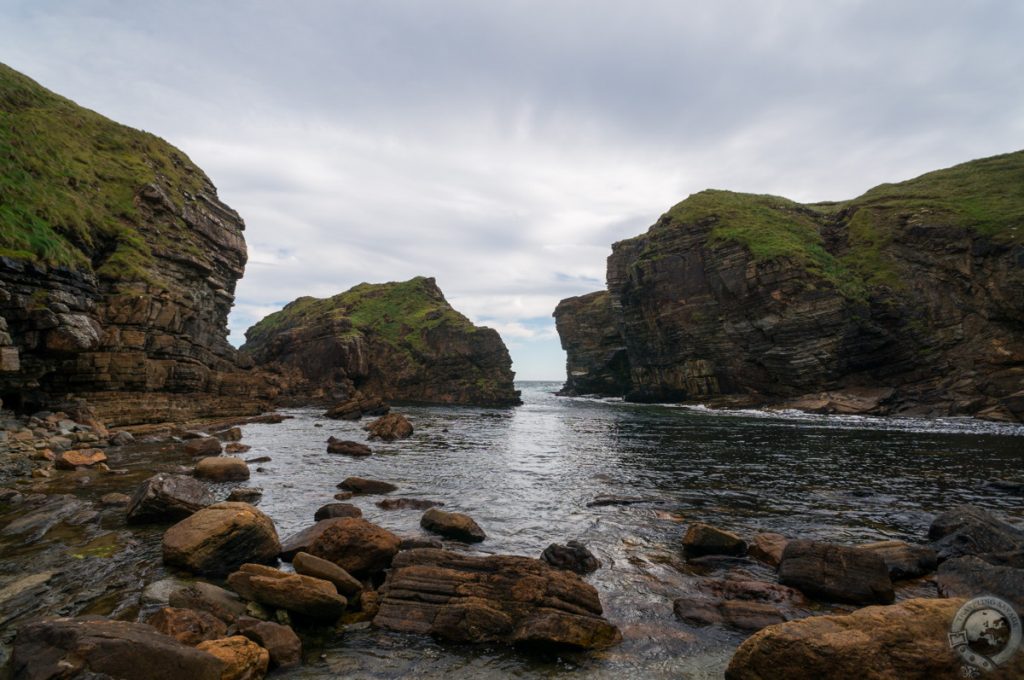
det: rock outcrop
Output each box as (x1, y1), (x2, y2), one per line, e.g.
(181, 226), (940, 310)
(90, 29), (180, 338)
(0, 63), (271, 426)
(241, 277), (520, 407)
(554, 151), (1024, 421)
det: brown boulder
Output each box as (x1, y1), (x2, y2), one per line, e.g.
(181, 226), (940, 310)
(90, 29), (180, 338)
(420, 507), (486, 542)
(778, 539), (894, 605)
(293, 550), (363, 596)
(185, 437), (224, 457)
(313, 502), (362, 521)
(936, 555), (1024, 611)
(11, 617), (225, 680)
(196, 635), (269, 680)
(225, 443), (252, 453)
(374, 549), (621, 649)
(748, 532), (788, 568)
(338, 476), (397, 494)
(127, 473), (216, 523)
(725, 598), (1024, 680)
(169, 582), (247, 623)
(541, 541), (601, 574)
(54, 448), (107, 470)
(195, 456), (251, 482)
(146, 606), (227, 645)
(929, 504), (1024, 561)
(162, 502), (281, 576)
(326, 438), (372, 456)
(672, 578), (808, 631)
(364, 413), (413, 441)
(859, 540), (938, 580)
(226, 487), (264, 504)
(280, 517), (400, 577)
(227, 563), (346, 622)
(682, 522), (747, 557)
(234, 616), (301, 669)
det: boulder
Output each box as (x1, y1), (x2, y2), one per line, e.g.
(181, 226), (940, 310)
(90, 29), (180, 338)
(748, 532), (788, 568)
(227, 487), (264, 505)
(225, 443), (252, 454)
(196, 635), (269, 680)
(313, 502), (363, 521)
(227, 563), (347, 622)
(293, 551), (363, 597)
(364, 413), (413, 441)
(778, 540), (894, 604)
(326, 438), (372, 456)
(216, 426), (243, 441)
(11, 617), (225, 680)
(725, 598), (1024, 680)
(859, 540), (938, 580)
(333, 491), (354, 501)
(682, 522), (747, 557)
(127, 473), (216, 524)
(109, 431), (135, 446)
(420, 508), (486, 542)
(374, 548), (621, 649)
(376, 498), (444, 510)
(234, 616), (301, 669)
(185, 437), (224, 457)
(54, 448), (107, 470)
(399, 536), (443, 551)
(146, 606), (228, 645)
(936, 555), (1024, 611)
(194, 456), (251, 482)
(280, 517), (400, 577)
(929, 504), (1024, 561)
(338, 476), (397, 494)
(162, 502), (281, 576)
(169, 582), (248, 623)
(541, 541), (602, 574)
(672, 578), (808, 631)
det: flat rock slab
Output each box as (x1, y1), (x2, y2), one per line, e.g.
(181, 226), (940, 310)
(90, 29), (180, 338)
(168, 582), (247, 623)
(725, 598), (1024, 680)
(11, 617), (225, 680)
(54, 448), (107, 470)
(376, 498), (443, 510)
(778, 539), (894, 605)
(162, 502), (280, 576)
(859, 540), (938, 580)
(374, 549), (621, 649)
(127, 473), (216, 524)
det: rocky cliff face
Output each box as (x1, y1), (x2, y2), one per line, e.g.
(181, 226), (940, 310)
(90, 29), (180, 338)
(242, 277), (521, 406)
(555, 151), (1024, 421)
(0, 63), (268, 425)
(553, 291), (631, 396)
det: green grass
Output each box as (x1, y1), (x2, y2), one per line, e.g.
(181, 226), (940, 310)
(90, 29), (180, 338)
(0, 62), (210, 282)
(243, 277), (478, 355)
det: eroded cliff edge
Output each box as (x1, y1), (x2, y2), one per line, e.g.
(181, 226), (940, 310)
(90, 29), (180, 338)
(0, 63), (268, 425)
(555, 151), (1024, 421)
(242, 277), (521, 406)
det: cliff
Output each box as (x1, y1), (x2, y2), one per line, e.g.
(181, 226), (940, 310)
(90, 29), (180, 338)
(555, 151), (1024, 421)
(242, 277), (521, 406)
(0, 63), (268, 425)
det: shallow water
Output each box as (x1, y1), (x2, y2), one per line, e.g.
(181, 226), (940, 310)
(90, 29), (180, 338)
(2, 381), (1023, 678)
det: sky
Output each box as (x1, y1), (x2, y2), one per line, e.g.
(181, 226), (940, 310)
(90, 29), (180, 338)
(2, 1), (1022, 379)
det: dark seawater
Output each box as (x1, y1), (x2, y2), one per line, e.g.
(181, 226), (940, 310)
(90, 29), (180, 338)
(2, 381), (1023, 678)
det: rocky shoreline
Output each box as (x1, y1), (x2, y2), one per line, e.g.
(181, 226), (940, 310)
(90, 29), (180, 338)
(2, 402), (1023, 679)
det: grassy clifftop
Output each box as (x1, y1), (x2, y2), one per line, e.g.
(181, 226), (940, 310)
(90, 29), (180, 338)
(243, 276), (479, 353)
(0, 62), (210, 281)
(652, 150), (1024, 298)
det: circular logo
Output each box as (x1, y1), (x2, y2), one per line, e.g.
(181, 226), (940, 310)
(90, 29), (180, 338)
(948, 596), (1022, 672)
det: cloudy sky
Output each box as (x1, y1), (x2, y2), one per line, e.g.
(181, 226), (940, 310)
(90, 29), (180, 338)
(2, 1), (1022, 379)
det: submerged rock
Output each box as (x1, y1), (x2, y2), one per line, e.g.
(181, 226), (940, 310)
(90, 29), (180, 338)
(778, 540), (894, 604)
(725, 598), (1024, 679)
(541, 541), (602, 574)
(374, 548), (621, 649)
(376, 498), (444, 511)
(162, 502), (281, 576)
(420, 507), (486, 543)
(54, 448), (108, 470)
(11, 617), (225, 680)
(365, 413), (414, 441)
(324, 394), (390, 420)
(338, 476), (397, 494)
(127, 473), (216, 524)
(326, 438), (372, 456)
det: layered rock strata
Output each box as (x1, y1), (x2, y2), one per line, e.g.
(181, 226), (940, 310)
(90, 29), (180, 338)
(555, 151), (1024, 421)
(0, 63), (269, 425)
(242, 277), (520, 406)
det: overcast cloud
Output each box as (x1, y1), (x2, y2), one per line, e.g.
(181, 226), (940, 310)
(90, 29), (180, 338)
(2, 1), (1022, 378)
